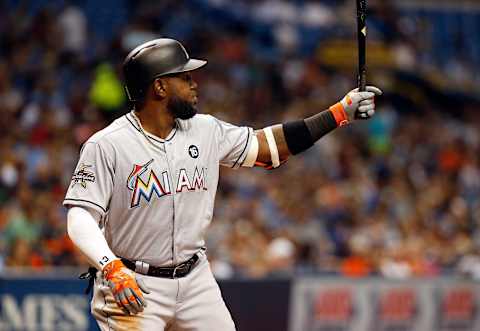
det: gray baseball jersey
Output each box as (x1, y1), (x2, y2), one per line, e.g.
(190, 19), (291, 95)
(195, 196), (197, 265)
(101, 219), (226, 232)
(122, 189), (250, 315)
(63, 111), (253, 266)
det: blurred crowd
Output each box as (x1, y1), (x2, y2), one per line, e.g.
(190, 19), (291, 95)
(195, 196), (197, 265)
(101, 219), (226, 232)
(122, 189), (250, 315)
(1, 0), (480, 279)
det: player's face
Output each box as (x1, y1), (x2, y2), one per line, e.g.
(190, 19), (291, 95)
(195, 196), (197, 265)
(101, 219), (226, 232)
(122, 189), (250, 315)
(164, 72), (199, 120)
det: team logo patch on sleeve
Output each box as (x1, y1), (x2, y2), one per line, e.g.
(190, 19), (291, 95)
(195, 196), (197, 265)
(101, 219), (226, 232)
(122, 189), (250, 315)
(71, 164), (96, 188)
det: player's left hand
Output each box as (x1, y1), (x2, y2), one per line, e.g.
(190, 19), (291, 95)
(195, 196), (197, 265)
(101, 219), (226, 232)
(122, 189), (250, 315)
(103, 259), (151, 315)
(339, 86), (383, 121)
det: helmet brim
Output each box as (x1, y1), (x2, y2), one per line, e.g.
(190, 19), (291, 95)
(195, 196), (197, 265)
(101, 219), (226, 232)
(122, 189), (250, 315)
(182, 58), (207, 72)
(159, 58), (207, 77)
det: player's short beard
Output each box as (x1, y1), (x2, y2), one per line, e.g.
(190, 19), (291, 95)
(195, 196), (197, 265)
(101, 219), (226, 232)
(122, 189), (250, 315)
(167, 96), (197, 120)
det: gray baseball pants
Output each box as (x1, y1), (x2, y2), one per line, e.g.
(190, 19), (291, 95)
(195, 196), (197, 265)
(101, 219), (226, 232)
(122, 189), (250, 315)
(91, 253), (236, 331)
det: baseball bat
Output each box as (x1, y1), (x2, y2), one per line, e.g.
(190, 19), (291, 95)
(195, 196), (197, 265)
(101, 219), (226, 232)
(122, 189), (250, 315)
(356, 0), (367, 92)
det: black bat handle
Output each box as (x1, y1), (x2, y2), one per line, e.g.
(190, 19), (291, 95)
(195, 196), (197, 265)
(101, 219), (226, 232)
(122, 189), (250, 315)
(358, 69), (366, 92)
(357, 0), (367, 92)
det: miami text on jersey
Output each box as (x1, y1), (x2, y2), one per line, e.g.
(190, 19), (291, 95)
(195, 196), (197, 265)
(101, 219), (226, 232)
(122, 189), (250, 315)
(127, 159), (208, 208)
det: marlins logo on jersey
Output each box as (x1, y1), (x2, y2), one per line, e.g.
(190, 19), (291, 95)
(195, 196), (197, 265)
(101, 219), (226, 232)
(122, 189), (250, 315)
(127, 159), (208, 208)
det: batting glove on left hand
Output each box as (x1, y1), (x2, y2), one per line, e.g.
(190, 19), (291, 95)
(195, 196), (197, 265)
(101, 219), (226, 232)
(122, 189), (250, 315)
(103, 259), (151, 315)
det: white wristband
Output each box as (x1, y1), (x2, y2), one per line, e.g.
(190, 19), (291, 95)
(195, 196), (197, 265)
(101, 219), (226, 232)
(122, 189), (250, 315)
(264, 127), (280, 168)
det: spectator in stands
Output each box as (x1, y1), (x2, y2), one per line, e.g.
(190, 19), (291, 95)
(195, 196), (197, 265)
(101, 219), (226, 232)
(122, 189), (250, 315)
(0, 0), (479, 280)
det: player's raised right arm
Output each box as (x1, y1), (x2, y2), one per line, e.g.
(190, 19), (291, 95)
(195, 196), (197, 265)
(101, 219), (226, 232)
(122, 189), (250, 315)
(244, 86), (382, 169)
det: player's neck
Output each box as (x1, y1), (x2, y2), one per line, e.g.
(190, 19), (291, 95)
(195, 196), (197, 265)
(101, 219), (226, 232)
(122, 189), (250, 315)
(135, 104), (175, 139)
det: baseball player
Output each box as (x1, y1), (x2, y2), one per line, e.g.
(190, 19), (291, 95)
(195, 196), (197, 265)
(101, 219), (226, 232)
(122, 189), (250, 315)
(64, 38), (381, 330)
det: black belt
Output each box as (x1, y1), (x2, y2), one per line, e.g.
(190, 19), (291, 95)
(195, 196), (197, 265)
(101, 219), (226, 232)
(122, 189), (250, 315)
(79, 253), (201, 295)
(121, 254), (200, 279)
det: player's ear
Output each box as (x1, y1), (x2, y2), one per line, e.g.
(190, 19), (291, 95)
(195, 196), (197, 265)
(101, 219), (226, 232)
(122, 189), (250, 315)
(153, 78), (167, 98)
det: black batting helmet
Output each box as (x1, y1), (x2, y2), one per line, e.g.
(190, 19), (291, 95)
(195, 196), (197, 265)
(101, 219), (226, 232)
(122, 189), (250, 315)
(122, 38), (207, 102)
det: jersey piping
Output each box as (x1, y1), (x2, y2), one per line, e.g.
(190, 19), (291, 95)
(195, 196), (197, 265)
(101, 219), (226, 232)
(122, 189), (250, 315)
(231, 128), (251, 168)
(63, 198), (108, 213)
(125, 112), (178, 143)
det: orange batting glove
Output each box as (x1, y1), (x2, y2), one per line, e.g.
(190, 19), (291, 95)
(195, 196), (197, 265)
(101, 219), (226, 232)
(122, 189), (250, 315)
(103, 259), (151, 315)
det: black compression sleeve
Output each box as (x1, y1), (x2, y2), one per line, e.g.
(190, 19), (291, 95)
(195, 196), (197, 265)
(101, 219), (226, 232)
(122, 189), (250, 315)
(304, 110), (338, 141)
(283, 110), (338, 155)
(283, 120), (314, 155)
